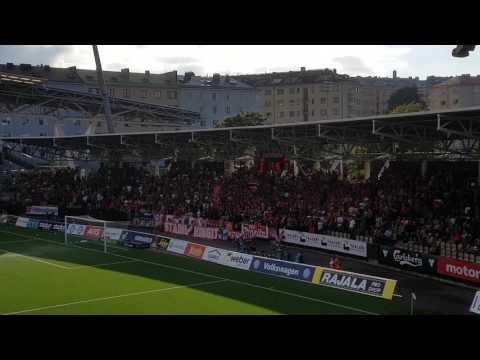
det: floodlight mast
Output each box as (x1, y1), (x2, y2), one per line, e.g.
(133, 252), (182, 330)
(92, 45), (114, 133)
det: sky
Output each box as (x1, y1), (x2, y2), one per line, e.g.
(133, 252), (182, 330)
(0, 45), (479, 80)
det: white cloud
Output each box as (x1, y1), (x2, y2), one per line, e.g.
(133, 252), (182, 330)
(0, 45), (477, 79)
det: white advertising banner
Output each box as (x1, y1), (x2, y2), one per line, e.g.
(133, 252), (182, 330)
(26, 206), (58, 216)
(202, 246), (228, 264)
(166, 239), (189, 255)
(220, 251), (254, 270)
(104, 227), (123, 241)
(279, 229), (368, 258)
(67, 224), (87, 236)
(471, 291), (480, 315)
(15, 217), (29, 228)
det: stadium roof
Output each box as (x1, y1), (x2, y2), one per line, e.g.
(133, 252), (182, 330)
(0, 71), (200, 128)
(3, 106), (480, 162)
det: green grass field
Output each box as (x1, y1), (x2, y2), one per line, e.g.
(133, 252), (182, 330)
(0, 224), (407, 315)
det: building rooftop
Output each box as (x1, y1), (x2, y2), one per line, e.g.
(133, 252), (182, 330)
(179, 73), (253, 89)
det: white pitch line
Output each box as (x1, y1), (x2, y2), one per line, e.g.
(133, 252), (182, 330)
(0, 230), (379, 315)
(0, 247), (71, 270)
(2, 279), (228, 315)
(0, 239), (38, 245)
(68, 260), (138, 270)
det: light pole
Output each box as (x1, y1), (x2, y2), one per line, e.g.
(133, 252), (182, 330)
(92, 45), (114, 133)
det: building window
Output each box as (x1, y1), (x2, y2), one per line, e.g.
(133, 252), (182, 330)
(311, 98), (315, 105)
(277, 89), (284, 95)
(320, 97), (326, 104)
(109, 88), (115, 97)
(74, 120), (81, 126)
(333, 97), (340, 104)
(154, 90), (161, 98)
(289, 111), (295, 117)
(289, 88), (295, 95)
(38, 119), (44, 126)
(289, 99), (295, 104)
(265, 89), (272, 96)
(441, 100), (446, 106)
(277, 100), (284, 106)
(297, 88), (300, 94)
(122, 88), (130, 97)
(167, 91), (177, 100)
(279, 112), (285, 118)
(212, 93), (216, 100)
(265, 100), (272, 107)
(226, 106), (230, 114)
(96, 122), (102, 127)
(213, 106), (217, 114)
(141, 89), (148, 98)
(311, 110), (315, 116)
(453, 99), (459, 104)
(226, 93), (230, 101)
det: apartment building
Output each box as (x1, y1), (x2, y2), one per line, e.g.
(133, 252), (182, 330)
(178, 72), (261, 128)
(0, 63), (180, 107)
(428, 75), (480, 110)
(236, 68), (432, 124)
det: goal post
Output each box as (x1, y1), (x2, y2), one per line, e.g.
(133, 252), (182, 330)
(64, 215), (112, 253)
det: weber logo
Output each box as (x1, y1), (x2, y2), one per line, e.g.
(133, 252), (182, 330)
(382, 249), (389, 258)
(428, 259), (435, 268)
(207, 249), (221, 260)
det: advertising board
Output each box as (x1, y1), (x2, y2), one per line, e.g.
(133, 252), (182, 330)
(378, 246), (437, 274)
(312, 267), (397, 300)
(279, 228), (367, 257)
(15, 217), (30, 228)
(166, 239), (189, 255)
(184, 243), (206, 259)
(250, 257), (315, 282)
(437, 256), (480, 284)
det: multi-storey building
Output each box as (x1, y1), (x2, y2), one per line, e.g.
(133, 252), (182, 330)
(237, 68), (439, 123)
(0, 63), (180, 107)
(428, 75), (480, 111)
(178, 72), (261, 128)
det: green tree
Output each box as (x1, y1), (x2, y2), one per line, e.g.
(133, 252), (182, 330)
(390, 102), (427, 114)
(215, 112), (267, 128)
(387, 87), (423, 112)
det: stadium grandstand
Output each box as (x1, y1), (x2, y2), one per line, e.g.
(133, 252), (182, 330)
(1, 45), (480, 315)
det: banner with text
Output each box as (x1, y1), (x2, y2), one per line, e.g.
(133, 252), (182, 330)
(120, 230), (155, 244)
(15, 217), (30, 228)
(184, 242), (206, 259)
(437, 256), (480, 284)
(164, 222), (193, 236)
(67, 224), (87, 236)
(378, 246), (437, 274)
(250, 257), (315, 282)
(312, 267), (397, 300)
(167, 239), (189, 255)
(26, 206), (58, 216)
(242, 223), (269, 239)
(279, 229), (367, 257)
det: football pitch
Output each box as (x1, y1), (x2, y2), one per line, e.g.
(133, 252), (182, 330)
(0, 224), (407, 315)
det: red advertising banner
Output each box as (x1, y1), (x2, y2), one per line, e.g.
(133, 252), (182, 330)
(84, 226), (104, 240)
(194, 226), (219, 240)
(242, 223), (269, 239)
(184, 243), (206, 259)
(164, 222), (192, 236)
(437, 256), (480, 284)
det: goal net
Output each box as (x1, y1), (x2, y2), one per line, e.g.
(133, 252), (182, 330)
(64, 215), (157, 253)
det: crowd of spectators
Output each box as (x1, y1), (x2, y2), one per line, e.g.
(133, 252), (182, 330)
(3, 159), (480, 255)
